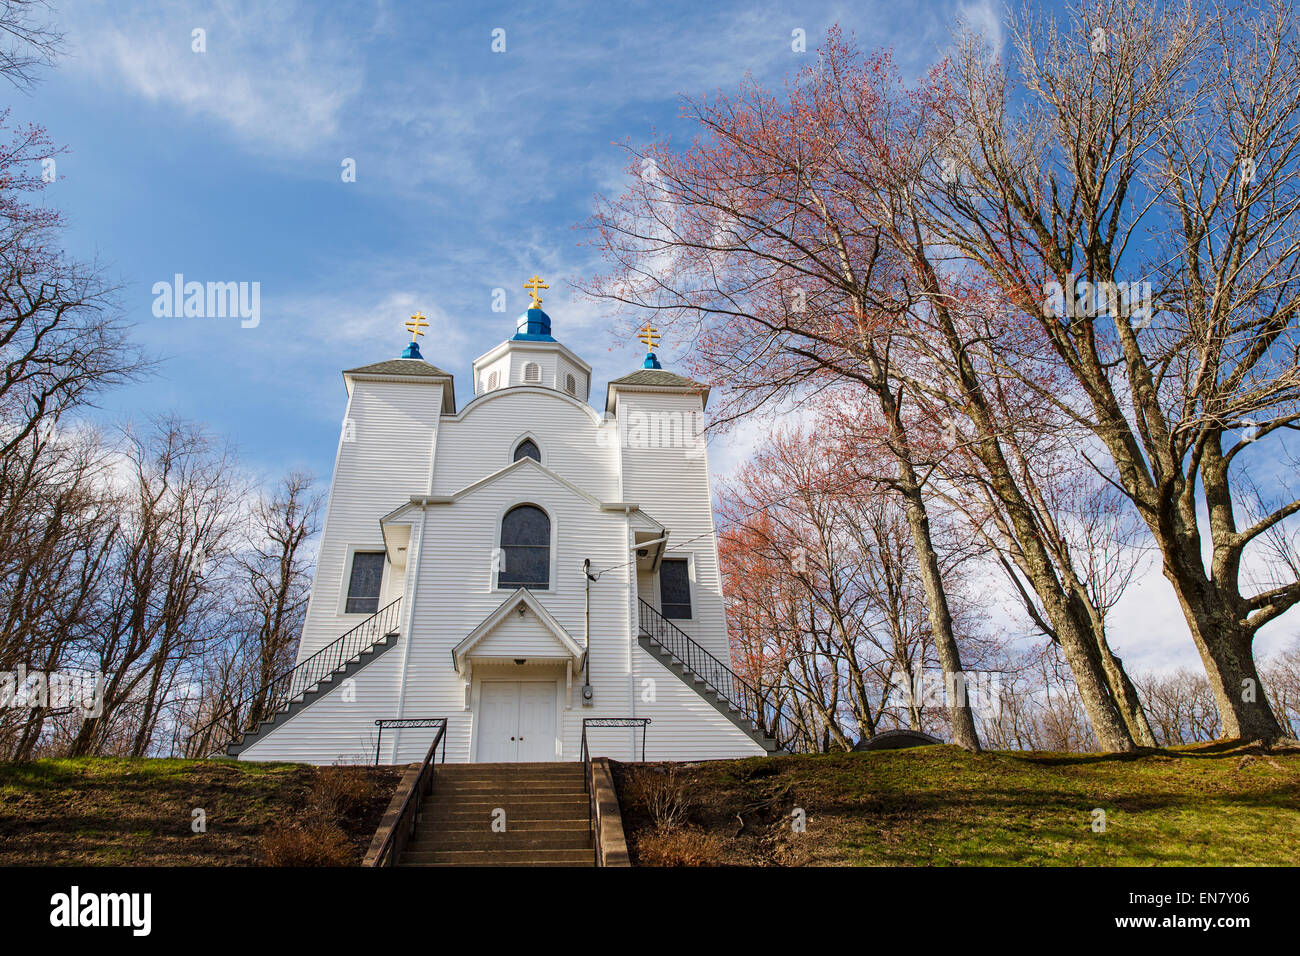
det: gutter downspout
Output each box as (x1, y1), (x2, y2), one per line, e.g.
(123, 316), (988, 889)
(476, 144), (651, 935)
(582, 558), (595, 703)
(392, 394), (441, 761)
(391, 507), (425, 761)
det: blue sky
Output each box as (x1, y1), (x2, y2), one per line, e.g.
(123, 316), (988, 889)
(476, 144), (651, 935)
(14, 0), (1294, 671)
(17, 0), (1003, 479)
(12, 0), (1003, 478)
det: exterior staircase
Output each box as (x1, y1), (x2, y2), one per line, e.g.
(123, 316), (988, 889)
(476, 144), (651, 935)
(186, 598), (403, 758)
(398, 763), (593, 866)
(637, 598), (782, 753)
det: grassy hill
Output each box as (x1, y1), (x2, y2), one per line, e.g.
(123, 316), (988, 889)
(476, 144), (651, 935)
(612, 740), (1300, 866)
(0, 758), (401, 865)
(3, 742), (1296, 866)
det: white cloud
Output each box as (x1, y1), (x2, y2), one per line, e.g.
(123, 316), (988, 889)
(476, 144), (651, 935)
(956, 0), (1005, 54)
(66, 0), (365, 154)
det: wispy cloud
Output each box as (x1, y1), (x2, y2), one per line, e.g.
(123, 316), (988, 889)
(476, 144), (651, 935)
(67, 0), (366, 154)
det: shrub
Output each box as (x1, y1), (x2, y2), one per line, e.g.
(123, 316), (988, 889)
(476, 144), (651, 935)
(636, 827), (726, 866)
(261, 820), (355, 866)
(310, 765), (377, 820)
(627, 768), (690, 830)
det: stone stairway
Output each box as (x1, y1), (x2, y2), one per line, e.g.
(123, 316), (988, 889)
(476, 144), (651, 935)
(398, 763), (594, 867)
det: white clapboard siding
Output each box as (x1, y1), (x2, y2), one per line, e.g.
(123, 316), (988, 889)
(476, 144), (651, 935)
(616, 391), (732, 664)
(296, 379), (443, 660)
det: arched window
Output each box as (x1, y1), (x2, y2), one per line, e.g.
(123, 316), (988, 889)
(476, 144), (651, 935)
(513, 439), (541, 463)
(499, 505), (550, 589)
(565, 373), (577, 396)
(523, 362), (540, 383)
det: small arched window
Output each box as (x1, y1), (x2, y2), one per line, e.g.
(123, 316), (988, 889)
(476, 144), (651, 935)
(523, 362), (541, 383)
(499, 504), (550, 589)
(513, 439), (541, 463)
(487, 370), (500, 391)
(565, 373), (577, 396)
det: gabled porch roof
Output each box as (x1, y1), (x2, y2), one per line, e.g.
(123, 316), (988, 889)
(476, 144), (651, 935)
(451, 588), (585, 675)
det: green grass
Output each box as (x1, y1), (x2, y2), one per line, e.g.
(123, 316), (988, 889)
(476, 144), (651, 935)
(0, 757), (399, 866)
(614, 740), (1300, 866)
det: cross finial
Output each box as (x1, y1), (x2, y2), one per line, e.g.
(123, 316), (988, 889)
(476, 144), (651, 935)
(405, 312), (429, 342)
(637, 323), (661, 351)
(523, 274), (549, 309)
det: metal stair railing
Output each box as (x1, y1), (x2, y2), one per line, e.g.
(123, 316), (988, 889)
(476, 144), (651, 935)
(637, 598), (809, 752)
(581, 717), (650, 867)
(365, 718), (448, 867)
(186, 597), (403, 757)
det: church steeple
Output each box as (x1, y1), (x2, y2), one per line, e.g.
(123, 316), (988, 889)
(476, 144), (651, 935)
(470, 275), (592, 400)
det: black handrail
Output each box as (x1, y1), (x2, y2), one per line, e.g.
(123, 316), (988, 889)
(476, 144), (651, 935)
(637, 598), (812, 752)
(365, 718), (448, 867)
(374, 717), (448, 766)
(186, 597), (403, 757)
(581, 717), (650, 867)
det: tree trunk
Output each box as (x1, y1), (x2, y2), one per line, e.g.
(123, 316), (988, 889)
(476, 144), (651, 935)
(1097, 637), (1157, 747)
(1168, 574), (1284, 741)
(892, 460), (982, 751)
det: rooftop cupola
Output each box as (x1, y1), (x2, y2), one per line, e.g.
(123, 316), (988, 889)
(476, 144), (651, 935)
(514, 307), (555, 342)
(513, 274), (557, 341)
(471, 274), (593, 400)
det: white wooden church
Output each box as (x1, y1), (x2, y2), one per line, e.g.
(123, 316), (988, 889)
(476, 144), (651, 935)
(231, 278), (773, 765)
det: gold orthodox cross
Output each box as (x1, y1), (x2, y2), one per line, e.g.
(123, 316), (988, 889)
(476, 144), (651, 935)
(637, 323), (661, 351)
(523, 275), (549, 309)
(405, 312), (429, 342)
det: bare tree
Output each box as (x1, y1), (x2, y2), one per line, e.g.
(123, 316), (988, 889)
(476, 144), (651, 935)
(67, 419), (245, 757)
(580, 39), (985, 749)
(928, 0), (1300, 740)
(0, 0), (61, 90)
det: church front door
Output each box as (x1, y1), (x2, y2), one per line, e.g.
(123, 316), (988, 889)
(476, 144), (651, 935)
(477, 680), (557, 762)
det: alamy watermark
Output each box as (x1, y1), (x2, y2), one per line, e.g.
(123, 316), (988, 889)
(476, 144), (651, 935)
(885, 669), (1003, 714)
(1, 665), (104, 718)
(152, 274), (260, 328)
(1043, 275), (1153, 329)
(597, 407), (707, 459)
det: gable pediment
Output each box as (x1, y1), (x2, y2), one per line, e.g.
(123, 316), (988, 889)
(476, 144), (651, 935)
(452, 588), (584, 674)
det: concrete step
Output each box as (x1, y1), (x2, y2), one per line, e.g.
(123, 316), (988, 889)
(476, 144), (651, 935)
(435, 782), (586, 794)
(436, 762), (583, 773)
(419, 818), (589, 833)
(406, 832), (593, 851)
(425, 794), (589, 809)
(407, 860), (591, 867)
(429, 807), (590, 824)
(398, 848), (594, 866)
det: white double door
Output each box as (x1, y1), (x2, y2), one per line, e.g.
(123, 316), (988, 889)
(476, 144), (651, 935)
(477, 680), (558, 762)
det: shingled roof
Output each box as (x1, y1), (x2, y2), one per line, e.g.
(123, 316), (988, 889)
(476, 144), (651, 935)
(605, 367), (710, 412)
(344, 358), (453, 378)
(607, 369), (701, 388)
(343, 358), (456, 413)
